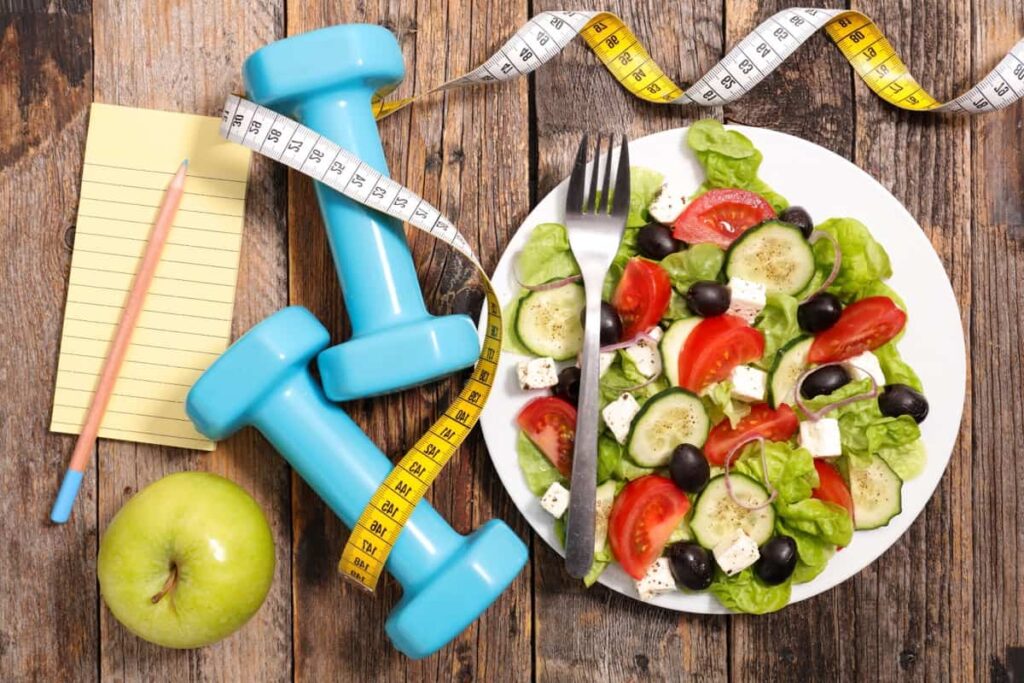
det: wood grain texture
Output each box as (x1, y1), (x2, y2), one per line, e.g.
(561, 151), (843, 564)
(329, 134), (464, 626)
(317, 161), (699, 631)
(90, 1), (291, 681)
(284, 0), (532, 680)
(0, 3), (96, 681)
(530, 2), (729, 681)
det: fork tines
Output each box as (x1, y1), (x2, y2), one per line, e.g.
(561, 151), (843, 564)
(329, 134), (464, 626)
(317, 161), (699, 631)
(566, 134), (630, 218)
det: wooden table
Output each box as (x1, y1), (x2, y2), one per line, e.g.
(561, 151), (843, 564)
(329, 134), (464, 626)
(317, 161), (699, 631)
(2, 1), (1021, 680)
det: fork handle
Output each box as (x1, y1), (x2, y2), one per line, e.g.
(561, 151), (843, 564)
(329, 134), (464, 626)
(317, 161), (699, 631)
(564, 284), (603, 578)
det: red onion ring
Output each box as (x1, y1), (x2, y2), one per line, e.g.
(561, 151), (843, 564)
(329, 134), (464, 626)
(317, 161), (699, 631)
(513, 266), (582, 292)
(800, 230), (842, 304)
(794, 362), (880, 422)
(723, 435), (778, 511)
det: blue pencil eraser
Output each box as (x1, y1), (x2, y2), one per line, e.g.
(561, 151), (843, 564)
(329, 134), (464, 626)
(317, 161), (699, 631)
(50, 470), (85, 524)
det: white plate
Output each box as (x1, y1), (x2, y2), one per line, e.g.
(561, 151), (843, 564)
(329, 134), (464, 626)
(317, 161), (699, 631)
(479, 125), (966, 613)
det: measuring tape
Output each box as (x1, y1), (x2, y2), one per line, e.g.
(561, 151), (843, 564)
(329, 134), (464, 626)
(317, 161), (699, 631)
(223, 8), (1022, 593)
(372, 8), (1024, 118)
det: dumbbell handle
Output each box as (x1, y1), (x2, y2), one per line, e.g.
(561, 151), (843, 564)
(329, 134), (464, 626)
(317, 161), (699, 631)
(295, 89), (429, 336)
(252, 369), (463, 587)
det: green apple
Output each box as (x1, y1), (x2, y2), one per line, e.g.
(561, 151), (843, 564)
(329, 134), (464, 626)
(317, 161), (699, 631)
(97, 471), (275, 648)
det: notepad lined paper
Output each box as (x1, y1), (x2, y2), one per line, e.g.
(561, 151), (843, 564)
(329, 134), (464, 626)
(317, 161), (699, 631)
(50, 103), (251, 450)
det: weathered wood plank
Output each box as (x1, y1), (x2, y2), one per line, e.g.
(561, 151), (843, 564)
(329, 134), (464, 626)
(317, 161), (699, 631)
(970, 0), (1024, 679)
(0, 3), (97, 680)
(845, 1), (974, 681)
(531, 2), (729, 680)
(90, 1), (292, 680)
(285, 0), (532, 679)
(724, 2), (854, 680)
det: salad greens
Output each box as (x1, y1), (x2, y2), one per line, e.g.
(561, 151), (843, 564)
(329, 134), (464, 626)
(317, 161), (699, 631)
(507, 119), (929, 615)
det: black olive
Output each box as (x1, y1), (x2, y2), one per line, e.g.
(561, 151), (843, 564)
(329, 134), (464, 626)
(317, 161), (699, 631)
(637, 223), (684, 260)
(780, 206), (814, 238)
(878, 383), (929, 423)
(669, 444), (710, 493)
(686, 281), (731, 317)
(666, 542), (715, 590)
(553, 366), (581, 405)
(582, 302), (623, 346)
(799, 364), (851, 400)
(755, 536), (798, 586)
(797, 293), (843, 333)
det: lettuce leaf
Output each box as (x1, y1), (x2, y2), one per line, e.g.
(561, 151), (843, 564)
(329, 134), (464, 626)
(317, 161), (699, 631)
(660, 243), (725, 293)
(877, 438), (927, 481)
(812, 218), (893, 302)
(775, 498), (854, 547)
(733, 441), (819, 504)
(709, 568), (791, 614)
(627, 166), (667, 228)
(755, 293), (800, 370)
(776, 520), (836, 584)
(702, 380), (751, 429)
(516, 430), (564, 496)
(873, 341), (923, 392)
(686, 119), (788, 213)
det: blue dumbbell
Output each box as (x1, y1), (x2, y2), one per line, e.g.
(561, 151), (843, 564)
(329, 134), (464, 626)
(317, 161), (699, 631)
(186, 307), (527, 659)
(243, 25), (480, 401)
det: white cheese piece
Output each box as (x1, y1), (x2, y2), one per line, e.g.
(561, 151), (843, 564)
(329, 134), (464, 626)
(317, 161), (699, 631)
(517, 356), (559, 390)
(601, 392), (641, 445)
(726, 276), (767, 324)
(623, 331), (663, 378)
(647, 181), (688, 225)
(729, 365), (767, 403)
(594, 483), (615, 554)
(843, 350), (885, 387)
(599, 351), (616, 378)
(539, 482), (570, 518)
(799, 418), (843, 458)
(712, 530), (761, 576)
(635, 557), (677, 601)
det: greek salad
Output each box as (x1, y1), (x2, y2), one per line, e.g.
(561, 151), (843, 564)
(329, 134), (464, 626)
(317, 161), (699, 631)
(506, 120), (929, 614)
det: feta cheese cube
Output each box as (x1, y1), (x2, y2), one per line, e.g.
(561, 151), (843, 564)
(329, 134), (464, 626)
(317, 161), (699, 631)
(601, 392), (641, 444)
(726, 277), (767, 324)
(624, 331), (663, 378)
(517, 356), (559, 390)
(843, 351), (885, 387)
(799, 418), (843, 458)
(712, 530), (760, 576)
(647, 181), (688, 225)
(599, 351), (616, 378)
(540, 482), (570, 518)
(635, 557), (677, 601)
(730, 365), (767, 403)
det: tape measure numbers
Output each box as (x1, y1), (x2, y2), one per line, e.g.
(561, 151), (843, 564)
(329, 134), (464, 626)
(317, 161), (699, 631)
(372, 8), (1024, 119)
(224, 8), (1022, 594)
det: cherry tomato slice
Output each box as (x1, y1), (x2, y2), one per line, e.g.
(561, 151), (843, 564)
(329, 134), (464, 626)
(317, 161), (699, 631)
(608, 475), (691, 579)
(704, 403), (799, 466)
(812, 460), (855, 521)
(808, 296), (907, 364)
(611, 258), (672, 341)
(672, 188), (776, 248)
(516, 396), (577, 477)
(677, 315), (765, 393)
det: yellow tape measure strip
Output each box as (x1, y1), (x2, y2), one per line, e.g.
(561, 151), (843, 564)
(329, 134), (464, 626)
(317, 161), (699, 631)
(371, 9), (1023, 119)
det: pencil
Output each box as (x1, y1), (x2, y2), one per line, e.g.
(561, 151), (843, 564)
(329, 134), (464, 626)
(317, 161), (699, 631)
(50, 159), (190, 524)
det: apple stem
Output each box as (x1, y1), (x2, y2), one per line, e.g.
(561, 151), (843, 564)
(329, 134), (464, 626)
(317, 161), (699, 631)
(151, 562), (178, 604)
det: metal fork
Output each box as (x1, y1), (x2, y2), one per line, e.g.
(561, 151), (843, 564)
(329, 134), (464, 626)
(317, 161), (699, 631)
(563, 134), (630, 578)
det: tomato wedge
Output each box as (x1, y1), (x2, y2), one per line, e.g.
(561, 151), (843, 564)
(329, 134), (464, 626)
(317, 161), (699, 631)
(704, 403), (799, 466)
(672, 188), (776, 248)
(612, 258), (672, 341)
(516, 396), (577, 477)
(678, 315), (765, 393)
(608, 475), (691, 579)
(808, 296), (907, 364)
(812, 460), (855, 520)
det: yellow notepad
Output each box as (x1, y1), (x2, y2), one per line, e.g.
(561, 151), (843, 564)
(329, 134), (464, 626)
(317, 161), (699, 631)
(50, 103), (251, 450)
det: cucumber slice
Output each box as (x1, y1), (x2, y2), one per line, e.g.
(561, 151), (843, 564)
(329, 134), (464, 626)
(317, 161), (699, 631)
(659, 318), (701, 386)
(768, 336), (813, 408)
(626, 388), (710, 467)
(849, 454), (903, 530)
(690, 474), (776, 549)
(515, 284), (584, 360)
(725, 221), (816, 296)
(594, 480), (617, 554)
